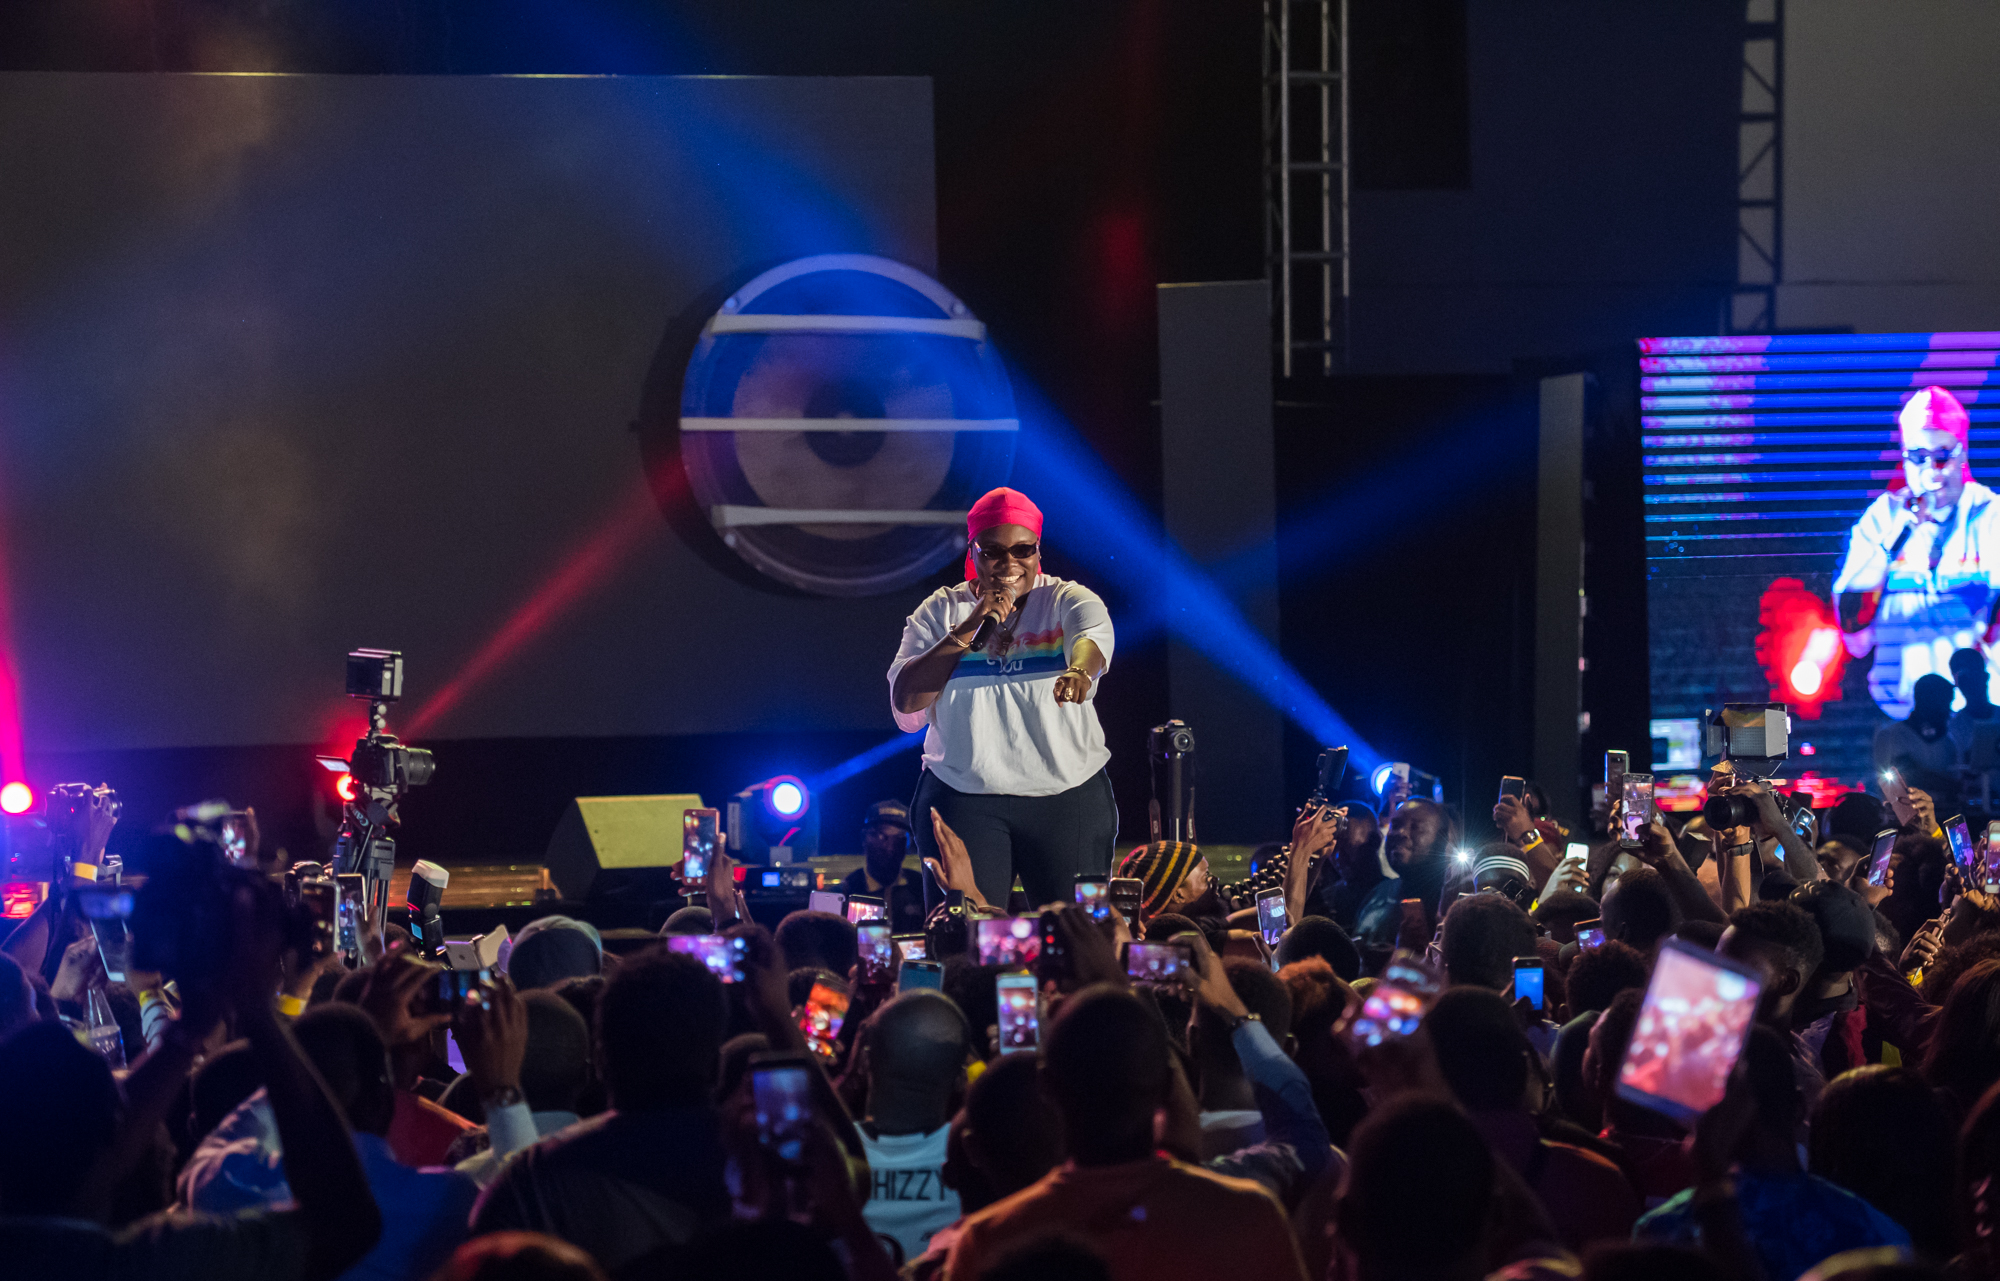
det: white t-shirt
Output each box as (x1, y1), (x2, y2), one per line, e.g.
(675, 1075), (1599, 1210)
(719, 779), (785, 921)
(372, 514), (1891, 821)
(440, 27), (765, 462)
(887, 574), (1114, 797)
(859, 1123), (960, 1266)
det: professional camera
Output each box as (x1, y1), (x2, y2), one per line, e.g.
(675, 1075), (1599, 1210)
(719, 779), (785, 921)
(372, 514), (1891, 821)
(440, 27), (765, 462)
(1702, 781), (1816, 836)
(127, 802), (328, 984)
(1702, 786), (1760, 831)
(46, 782), (120, 841)
(1307, 746), (1351, 833)
(332, 650), (436, 804)
(1699, 703), (1795, 831)
(320, 649), (436, 933)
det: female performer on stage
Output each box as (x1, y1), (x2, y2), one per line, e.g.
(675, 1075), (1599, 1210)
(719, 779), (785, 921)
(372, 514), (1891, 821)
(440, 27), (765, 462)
(888, 487), (1117, 907)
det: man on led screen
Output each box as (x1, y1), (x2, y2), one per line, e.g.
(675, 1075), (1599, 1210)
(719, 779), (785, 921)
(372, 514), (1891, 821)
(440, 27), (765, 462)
(1833, 385), (2000, 718)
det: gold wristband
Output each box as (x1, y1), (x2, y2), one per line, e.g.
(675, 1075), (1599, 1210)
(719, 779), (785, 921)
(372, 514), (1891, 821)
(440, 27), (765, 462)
(276, 994), (306, 1018)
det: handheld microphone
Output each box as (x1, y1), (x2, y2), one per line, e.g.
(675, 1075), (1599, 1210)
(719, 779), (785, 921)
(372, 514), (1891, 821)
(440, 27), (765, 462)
(968, 581), (1024, 653)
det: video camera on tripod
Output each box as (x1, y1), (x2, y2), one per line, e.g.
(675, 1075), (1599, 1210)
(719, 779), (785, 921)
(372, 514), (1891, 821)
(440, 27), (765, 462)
(316, 649), (436, 958)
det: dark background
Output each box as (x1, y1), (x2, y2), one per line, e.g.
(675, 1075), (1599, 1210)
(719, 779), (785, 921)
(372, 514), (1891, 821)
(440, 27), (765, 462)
(0, 0), (1738, 861)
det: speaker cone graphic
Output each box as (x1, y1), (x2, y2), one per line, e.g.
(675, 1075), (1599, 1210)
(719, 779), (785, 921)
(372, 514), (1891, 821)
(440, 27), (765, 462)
(675, 254), (1018, 597)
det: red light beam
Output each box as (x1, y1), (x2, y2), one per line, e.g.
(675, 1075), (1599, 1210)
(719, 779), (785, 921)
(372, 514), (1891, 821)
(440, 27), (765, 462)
(404, 475), (671, 739)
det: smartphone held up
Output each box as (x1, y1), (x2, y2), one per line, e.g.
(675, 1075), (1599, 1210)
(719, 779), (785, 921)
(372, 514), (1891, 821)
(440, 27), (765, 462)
(666, 932), (749, 984)
(1619, 774), (1655, 846)
(976, 916), (1041, 968)
(681, 808), (718, 883)
(1342, 953), (1441, 1048)
(996, 970), (1039, 1054)
(1615, 939), (1763, 1124)
(856, 922), (895, 984)
(1255, 887), (1287, 950)
(798, 975), (850, 1059)
(752, 1053), (815, 1165)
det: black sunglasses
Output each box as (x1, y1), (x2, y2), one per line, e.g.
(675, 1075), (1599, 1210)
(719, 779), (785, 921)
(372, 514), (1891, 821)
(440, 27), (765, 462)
(972, 540), (1039, 562)
(1904, 444), (1964, 468)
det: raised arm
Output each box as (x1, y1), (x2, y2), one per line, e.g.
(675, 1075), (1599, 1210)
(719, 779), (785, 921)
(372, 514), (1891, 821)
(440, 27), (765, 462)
(1638, 818), (1728, 925)
(1746, 783), (1820, 885)
(230, 882), (382, 1281)
(1284, 804), (1341, 927)
(891, 586), (1016, 716)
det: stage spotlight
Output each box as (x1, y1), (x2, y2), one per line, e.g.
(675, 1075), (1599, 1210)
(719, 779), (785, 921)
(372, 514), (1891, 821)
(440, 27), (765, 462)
(1454, 848), (1473, 864)
(1368, 762), (1444, 803)
(0, 782), (33, 815)
(730, 775), (819, 865)
(766, 776), (808, 820)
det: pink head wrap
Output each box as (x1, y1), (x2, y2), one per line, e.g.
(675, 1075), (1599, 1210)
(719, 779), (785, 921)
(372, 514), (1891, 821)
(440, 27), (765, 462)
(964, 487), (1044, 580)
(1901, 385), (1971, 442)
(1898, 386), (1975, 490)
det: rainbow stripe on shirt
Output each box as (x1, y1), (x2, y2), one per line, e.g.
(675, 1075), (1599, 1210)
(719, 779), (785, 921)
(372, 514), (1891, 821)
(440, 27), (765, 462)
(953, 626), (1069, 679)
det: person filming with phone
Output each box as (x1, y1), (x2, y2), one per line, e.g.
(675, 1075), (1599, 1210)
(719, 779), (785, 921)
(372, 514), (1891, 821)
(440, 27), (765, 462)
(889, 488), (1116, 909)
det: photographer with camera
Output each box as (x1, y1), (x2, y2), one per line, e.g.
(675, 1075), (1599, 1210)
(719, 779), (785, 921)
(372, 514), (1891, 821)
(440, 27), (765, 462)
(1, 782), (121, 985)
(1701, 767), (1822, 910)
(0, 870), (381, 1281)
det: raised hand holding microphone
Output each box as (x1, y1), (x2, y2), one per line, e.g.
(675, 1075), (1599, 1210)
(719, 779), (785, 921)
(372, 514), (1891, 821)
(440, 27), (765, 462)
(960, 576), (1020, 653)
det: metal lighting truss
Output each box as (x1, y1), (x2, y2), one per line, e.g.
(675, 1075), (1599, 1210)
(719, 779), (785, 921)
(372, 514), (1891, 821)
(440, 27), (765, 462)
(1264, 0), (1350, 375)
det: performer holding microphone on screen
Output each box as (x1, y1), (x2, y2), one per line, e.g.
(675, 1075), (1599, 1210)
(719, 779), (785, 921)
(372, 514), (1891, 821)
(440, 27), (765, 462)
(889, 487), (1116, 908)
(1835, 385), (2000, 717)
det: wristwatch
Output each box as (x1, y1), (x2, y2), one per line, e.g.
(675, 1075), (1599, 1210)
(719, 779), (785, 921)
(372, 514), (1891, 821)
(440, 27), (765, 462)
(483, 1084), (524, 1110)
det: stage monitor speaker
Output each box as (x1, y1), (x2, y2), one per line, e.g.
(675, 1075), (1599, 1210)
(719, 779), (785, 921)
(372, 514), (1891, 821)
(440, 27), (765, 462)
(544, 793), (705, 902)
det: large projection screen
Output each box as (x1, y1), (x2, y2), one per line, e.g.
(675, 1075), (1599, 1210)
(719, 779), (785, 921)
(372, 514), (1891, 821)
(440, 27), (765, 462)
(1642, 331), (2000, 811)
(0, 73), (935, 754)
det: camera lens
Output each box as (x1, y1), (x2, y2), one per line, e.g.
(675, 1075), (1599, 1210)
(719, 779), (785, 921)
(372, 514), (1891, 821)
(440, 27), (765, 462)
(401, 747), (437, 787)
(1701, 792), (1758, 830)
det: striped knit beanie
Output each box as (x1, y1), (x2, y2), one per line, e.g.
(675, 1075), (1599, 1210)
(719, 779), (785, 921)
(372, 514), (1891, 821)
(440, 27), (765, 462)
(1473, 851), (1533, 888)
(1114, 841), (1203, 920)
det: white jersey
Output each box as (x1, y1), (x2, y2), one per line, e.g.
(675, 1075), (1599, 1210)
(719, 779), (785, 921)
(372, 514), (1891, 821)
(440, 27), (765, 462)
(887, 574), (1114, 797)
(1834, 481), (2000, 716)
(858, 1124), (960, 1266)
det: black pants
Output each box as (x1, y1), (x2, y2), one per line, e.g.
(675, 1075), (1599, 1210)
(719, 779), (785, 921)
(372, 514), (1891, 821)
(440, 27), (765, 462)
(912, 768), (1119, 909)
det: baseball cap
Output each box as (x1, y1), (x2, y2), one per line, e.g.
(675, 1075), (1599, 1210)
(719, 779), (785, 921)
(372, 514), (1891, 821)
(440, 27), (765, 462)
(864, 800), (912, 831)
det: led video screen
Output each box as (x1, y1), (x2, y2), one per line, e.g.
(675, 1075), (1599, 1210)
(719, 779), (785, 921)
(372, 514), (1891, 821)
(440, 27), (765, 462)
(1642, 331), (2000, 808)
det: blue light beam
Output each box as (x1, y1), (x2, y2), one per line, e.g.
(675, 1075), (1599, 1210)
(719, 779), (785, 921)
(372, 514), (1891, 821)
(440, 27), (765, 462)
(1007, 381), (1383, 771)
(808, 728), (926, 795)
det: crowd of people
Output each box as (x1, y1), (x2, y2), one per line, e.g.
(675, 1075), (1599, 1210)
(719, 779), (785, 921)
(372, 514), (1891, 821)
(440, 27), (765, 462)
(5, 763), (2000, 1281)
